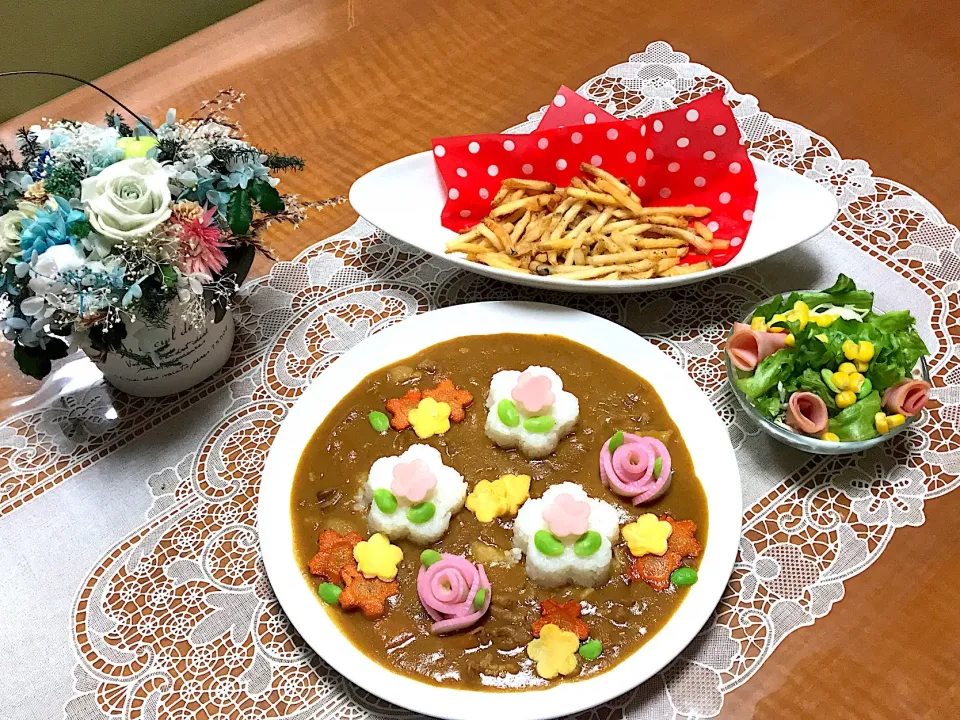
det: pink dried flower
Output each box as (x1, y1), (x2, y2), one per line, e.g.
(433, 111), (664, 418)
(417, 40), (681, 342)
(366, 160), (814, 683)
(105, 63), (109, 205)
(175, 206), (228, 276)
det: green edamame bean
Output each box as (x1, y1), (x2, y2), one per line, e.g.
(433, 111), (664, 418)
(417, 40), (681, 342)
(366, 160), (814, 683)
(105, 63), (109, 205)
(373, 488), (398, 514)
(574, 530), (602, 557)
(579, 639), (603, 661)
(318, 582), (342, 605)
(534, 529), (564, 556)
(368, 410), (390, 432)
(498, 399), (520, 427)
(523, 415), (555, 433)
(821, 368), (840, 393)
(472, 588), (488, 610)
(608, 430), (625, 455)
(670, 567), (698, 586)
(653, 456), (662, 478)
(406, 501), (436, 524)
(420, 549), (442, 567)
(857, 377), (873, 399)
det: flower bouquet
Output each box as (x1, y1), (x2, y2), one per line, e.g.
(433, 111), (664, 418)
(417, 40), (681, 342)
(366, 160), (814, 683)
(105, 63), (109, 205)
(0, 89), (338, 395)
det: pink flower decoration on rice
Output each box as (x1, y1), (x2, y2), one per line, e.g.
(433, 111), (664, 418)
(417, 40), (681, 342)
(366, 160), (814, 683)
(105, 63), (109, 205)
(175, 206), (227, 276)
(541, 492), (591, 538)
(511, 371), (556, 413)
(391, 459), (438, 503)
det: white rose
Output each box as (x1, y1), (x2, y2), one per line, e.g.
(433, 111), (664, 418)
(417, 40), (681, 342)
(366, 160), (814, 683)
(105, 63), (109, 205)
(28, 243), (86, 295)
(0, 202), (41, 263)
(80, 157), (172, 242)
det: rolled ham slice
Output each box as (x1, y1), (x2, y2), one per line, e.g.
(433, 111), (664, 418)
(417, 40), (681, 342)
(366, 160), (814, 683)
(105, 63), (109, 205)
(785, 392), (829, 435)
(727, 322), (789, 372)
(882, 379), (931, 416)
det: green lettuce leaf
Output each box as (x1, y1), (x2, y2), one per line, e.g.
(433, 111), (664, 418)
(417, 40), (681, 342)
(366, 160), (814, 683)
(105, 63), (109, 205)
(796, 368), (838, 410)
(752, 394), (782, 419)
(827, 391), (881, 441)
(736, 349), (794, 399)
(795, 274), (874, 313)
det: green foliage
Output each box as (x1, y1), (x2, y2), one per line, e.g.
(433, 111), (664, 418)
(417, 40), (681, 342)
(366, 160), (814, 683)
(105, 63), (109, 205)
(250, 179), (283, 213)
(263, 151), (305, 172)
(156, 136), (185, 163)
(14, 338), (69, 380)
(44, 164), (84, 198)
(87, 321), (128, 354)
(227, 188), (253, 235)
(104, 111), (134, 137)
(208, 145), (260, 175)
(15, 127), (42, 166)
(135, 274), (174, 327)
(0, 144), (17, 174)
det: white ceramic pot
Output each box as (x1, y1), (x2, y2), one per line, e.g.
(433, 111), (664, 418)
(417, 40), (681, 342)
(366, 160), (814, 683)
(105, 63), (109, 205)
(84, 309), (235, 397)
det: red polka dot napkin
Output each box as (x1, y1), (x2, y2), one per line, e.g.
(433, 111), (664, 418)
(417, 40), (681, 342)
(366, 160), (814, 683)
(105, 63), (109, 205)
(431, 89), (757, 267)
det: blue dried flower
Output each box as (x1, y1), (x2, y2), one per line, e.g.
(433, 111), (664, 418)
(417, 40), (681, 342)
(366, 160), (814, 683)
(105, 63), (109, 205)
(19, 197), (88, 256)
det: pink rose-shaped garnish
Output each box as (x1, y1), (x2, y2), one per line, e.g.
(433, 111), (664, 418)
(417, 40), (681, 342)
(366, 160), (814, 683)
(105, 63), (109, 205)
(391, 459), (437, 503)
(511, 371), (556, 414)
(417, 553), (492, 634)
(541, 492), (591, 538)
(599, 433), (672, 505)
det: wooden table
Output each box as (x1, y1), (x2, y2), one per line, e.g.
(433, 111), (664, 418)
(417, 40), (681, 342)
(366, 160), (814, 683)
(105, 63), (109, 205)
(2, 1), (956, 716)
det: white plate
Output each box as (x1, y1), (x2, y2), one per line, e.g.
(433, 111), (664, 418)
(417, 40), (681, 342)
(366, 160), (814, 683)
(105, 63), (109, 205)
(349, 152), (839, 293)
(259, 302), (742, 720)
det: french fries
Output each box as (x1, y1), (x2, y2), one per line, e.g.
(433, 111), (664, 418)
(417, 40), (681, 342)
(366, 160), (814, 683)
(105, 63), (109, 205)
(445, 162), (729, 281)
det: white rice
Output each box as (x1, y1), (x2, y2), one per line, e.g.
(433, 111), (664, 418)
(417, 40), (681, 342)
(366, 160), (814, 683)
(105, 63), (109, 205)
(364, 444), (466, 544)
(512, 482), (620, 588)
(484, 366), (579, 459)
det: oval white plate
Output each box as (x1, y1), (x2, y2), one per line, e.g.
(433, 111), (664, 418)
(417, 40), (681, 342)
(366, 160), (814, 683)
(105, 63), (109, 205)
(259, 302), (742, 720)
(349, 152), (838, 293)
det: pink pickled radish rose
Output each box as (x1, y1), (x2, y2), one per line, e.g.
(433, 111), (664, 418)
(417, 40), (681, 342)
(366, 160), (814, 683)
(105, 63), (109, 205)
(417, 553), (491, 634)
(599, 433), (672, 505)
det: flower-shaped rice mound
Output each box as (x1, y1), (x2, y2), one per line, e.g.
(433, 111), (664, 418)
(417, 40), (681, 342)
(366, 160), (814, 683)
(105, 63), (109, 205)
(484, 366), (579, 459)
(513, 482), (620, 588)
(364, 444), (467, 544)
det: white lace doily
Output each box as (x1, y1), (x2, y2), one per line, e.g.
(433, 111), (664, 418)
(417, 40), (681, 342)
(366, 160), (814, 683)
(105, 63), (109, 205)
(5, 42), (958, 720)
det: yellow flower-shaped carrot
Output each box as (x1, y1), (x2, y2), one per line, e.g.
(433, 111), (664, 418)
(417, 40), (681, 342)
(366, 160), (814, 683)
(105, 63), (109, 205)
(466, 473), (531, 522)
(622, 513), (673, 557)
(526, 623), (579, 679)
(353, 532), (403, 581)
(407, 397), (452, 439)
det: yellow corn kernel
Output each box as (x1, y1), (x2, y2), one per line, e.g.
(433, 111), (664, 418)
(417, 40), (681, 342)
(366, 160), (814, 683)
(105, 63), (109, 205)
(835, 390), (857, 408)
(820, 432), (840, 442)
(813, 314), (838, 327)
(831, 371), (851, 390)
(784, 333), (795, 347)
(842, 340), (859, 360)
(887, 413), (906, 428)
(815, 334), (829, 343)
(856, 360), (870, 372)
(838, 362), (857, 374)
(857, 341), (874, 362)
(875, 412), (889, 435)
(750, 316), (766, 332)
(848, 372), (865, 393)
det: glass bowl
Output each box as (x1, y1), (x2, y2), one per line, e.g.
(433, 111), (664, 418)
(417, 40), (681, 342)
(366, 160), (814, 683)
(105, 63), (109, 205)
(725, 296), (931, 455)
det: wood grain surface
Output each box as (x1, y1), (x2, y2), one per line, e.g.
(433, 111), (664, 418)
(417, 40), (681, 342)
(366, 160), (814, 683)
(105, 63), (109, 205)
(1, 1), (956, 716)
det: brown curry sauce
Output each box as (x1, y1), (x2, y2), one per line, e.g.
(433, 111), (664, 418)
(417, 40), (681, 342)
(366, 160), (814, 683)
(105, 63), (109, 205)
(290, 334), (708, 690)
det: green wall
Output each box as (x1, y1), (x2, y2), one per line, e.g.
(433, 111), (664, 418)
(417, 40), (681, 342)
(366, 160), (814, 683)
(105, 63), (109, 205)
(0, 0), (261, 123)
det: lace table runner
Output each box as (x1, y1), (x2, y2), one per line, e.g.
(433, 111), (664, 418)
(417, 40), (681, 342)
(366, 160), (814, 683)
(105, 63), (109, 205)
(1, 42), (957, 720)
